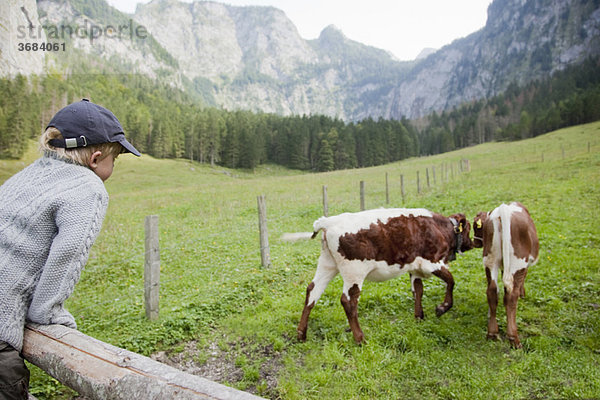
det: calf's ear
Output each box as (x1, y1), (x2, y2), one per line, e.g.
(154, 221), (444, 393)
(457, 213), (468, 231)
(473, 211), (489, 229)
(460, 217), (468, 232)
(450, 213), (468, 233)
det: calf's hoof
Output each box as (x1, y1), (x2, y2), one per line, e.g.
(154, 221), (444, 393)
(353, 333), (365, 345)
(486, 333), (501, 341)
(508, 336), (522, 349)
(435, 302), (452, 317)
(297, 330), (307, 342)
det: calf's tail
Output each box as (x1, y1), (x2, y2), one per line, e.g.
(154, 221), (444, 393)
(499, 204), (514, 293)
(280, 232), (314, 241)
(281, 216), (329, 242)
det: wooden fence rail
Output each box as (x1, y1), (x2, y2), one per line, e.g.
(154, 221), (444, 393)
(22, 323), (265, 400)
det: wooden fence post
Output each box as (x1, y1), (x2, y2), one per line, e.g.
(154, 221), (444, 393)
(257, 195), (271, 268)
(385, 172), (389, 204)
(426, 168), (430, 188)
(444, 163), (448, 182)
(417, 171), (421, 194)
(432, 165), (436, 185)
(144, 215), (160, 321)
(360, 181), (365, 211)
(400, 174), (405, 205)
(322, 185), (329, 217)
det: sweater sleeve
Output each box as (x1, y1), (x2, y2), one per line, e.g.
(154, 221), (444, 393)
(26, 184), (108, 328)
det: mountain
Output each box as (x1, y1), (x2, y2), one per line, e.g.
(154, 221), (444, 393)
(6, 0), (600, 120)
(1, 0), (46, 76)
(416, 48), (437, 60)
(393, 0), (600, 118)
(132, 1), (414, 118)
(35, 0), (180, 81)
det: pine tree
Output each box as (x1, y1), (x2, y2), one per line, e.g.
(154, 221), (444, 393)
(317, 139), (334, 172)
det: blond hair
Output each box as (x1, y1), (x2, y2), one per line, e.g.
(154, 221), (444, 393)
(40, 127), (123, 166)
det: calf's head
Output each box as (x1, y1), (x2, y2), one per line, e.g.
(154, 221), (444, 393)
(449, 213), (474, 253)
(471, 212), (489, 248)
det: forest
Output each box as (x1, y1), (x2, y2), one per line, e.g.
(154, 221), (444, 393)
(1, 57), (599, 170)
(418, 58), (600, 155)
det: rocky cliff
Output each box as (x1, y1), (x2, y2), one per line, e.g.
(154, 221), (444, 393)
(0, 0), (46, 76)
(36, 0), (180, 81)
(137, 0), (600, 119)
(2, 0), (599, 120)
(390, 0), (600, 118)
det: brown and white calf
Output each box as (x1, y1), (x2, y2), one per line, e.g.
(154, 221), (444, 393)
(472, 202), (539, 348)
(297, 208), (473, 344)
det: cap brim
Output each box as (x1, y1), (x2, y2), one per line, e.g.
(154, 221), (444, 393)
(119, 137), (141, 157)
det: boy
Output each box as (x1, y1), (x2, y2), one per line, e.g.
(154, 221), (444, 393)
(0, 99), (140, 399)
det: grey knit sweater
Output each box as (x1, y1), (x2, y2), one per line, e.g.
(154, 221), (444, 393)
(0, 154), (108, 351)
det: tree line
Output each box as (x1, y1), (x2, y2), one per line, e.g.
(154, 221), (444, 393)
(1, 58), (599, 169)
(0, 73), (419, 170)
(418, 57), (600, 155)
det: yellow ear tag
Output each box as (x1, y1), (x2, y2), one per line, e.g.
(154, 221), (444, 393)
(476, 219), (482, 229)
(459, 223), (463, 233)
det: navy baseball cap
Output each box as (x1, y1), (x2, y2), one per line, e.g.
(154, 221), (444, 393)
(47, 99), (141, 156)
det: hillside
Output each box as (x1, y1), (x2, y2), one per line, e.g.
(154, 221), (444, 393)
(4, 0), (598, 120)
(3, 122), (598, 399)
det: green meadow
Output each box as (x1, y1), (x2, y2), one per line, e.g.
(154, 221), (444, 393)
(1, 122), (599, 399)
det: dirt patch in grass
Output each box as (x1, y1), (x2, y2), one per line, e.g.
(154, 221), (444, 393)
(152, 340), (241, 383)
(151, 338), (284, 399)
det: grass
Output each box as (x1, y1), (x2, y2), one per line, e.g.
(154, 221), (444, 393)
(1, 122), (599, 399)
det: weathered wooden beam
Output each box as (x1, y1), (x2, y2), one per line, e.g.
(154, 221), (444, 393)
(22, 324), (264, 400)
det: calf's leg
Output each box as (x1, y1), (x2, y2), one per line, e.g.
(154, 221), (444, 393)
(297, 282), (315, 341)
(505, 268), (527, 348)
(339, 261), (370, 343)
(340, 283), (364, 343)
(519, 268), (528, 298)
(297, 248), (338, 341)
(410, 274), (425, 319)
(432, 267), (454, 316)
(485, 266), (500, 341)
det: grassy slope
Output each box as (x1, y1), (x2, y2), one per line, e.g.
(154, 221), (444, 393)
(1, 122), (599, 399)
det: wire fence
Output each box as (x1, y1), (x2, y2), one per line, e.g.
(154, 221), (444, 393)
(70, 138), (598, 325)
(71, 162), (473, 323)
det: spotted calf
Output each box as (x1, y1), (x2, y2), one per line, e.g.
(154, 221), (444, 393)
(472, 202), (539, 348)
(297, 208), (473, 344)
